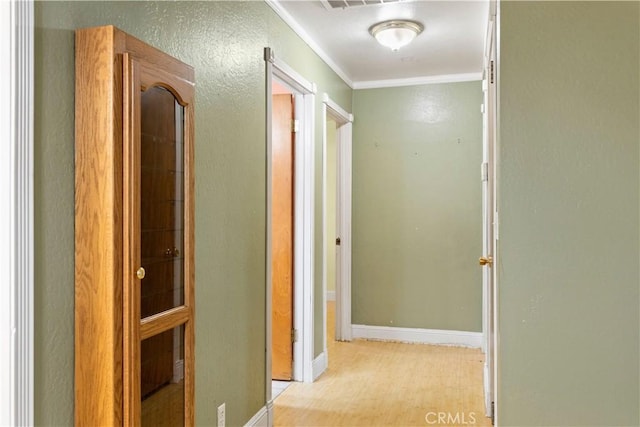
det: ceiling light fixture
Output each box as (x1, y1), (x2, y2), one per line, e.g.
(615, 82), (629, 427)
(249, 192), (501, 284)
(369, 19), (424, 51)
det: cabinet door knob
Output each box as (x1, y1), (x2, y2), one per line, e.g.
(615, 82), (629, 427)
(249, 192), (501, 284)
(136, 267), (146, 280)
(165, 247), (180, 258)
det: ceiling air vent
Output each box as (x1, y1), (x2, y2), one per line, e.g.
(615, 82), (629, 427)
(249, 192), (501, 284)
(321, 0), (400, 10)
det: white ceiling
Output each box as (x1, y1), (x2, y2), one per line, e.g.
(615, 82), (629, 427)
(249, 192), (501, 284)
(269, 0), (490, 88)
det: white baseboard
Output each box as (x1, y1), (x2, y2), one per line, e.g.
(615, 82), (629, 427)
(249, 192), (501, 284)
(326, 290), (335, 301)
(351, 324), (482, 348)
(312, 351), (328, 380)
(244, 404), (270, 427)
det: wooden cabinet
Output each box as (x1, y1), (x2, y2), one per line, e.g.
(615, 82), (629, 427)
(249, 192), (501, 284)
(74, 26), (195, 426)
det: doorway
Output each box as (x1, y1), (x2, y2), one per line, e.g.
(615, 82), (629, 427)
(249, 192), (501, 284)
(265, 48), (317, 406)
(322, 95), (353, 351)
(271, 83), (295, 381)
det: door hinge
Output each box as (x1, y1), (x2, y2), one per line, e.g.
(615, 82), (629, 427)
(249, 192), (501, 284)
(291, 119), (299, 133)
(291, 329), (298, 343)
(336, 237), (341, 246)
(490, 60), (494, 84)
(481, 162), (489, 182)
(491, 401), (495, 425)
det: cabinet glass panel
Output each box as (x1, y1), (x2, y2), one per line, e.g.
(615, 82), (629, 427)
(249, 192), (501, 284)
(140, 86), (185, 319)
(141, 324), (185, 426)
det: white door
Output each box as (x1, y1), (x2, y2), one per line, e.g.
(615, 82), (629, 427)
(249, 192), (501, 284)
(481, 16), (497, 422)
(322, 95), (353, 344)
(335, 122), (352, 342)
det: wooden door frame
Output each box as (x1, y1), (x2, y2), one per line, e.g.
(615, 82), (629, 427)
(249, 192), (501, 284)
(265, 48), (317, 407)
(322, 95), (353, 348)
(1, 0), (34, 424)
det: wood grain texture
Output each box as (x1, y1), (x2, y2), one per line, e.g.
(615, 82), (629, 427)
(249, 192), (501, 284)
(271, 94), (294, 381)
(75, 25), (195, 426)
(75, 25), (123, 426)
(140, 307), (191, 340)
(139, 81), (180, 399)
(141, 381), (185, 427)
(123, 51), (142, 425)
(183, 48), (196, 427)
(136, 56), (196, 427)
(274, 302), (491, 426)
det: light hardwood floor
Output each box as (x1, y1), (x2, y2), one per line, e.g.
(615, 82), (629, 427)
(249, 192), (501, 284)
(274, 302), (491, 427)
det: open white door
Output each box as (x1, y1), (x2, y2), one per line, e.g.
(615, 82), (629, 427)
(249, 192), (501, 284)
(322, 95), (353, 344)
(481, 9), (497, 424)
(335, 121), (353, 342)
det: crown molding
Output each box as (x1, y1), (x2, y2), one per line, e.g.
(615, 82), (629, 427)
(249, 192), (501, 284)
(265, 0), (354, 88)
(353, 72), (483, 90)
(265, 1), (484, 90)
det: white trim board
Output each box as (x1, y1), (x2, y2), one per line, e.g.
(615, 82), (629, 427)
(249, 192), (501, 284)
(244, 405), (270, 427)
(2, 0), (34, 425)
(264, 0), (352, 87)
(351, 325), (482, 348)
(264, 1), (484, 90)
(322, 93), (353, 123)
(353, 72), (483, 90)
(312, 352), (328, 381)
(293, 90), (316, 383)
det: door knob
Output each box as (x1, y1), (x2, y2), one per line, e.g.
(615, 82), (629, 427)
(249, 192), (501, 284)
(479, 256), (493, 267)
(136, 267), (146, 280)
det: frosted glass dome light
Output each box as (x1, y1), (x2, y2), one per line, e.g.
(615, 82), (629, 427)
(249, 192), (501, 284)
(369, 20), (424, 51)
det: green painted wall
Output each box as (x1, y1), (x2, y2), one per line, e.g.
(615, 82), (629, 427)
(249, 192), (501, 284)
(352, 82), (483, 332)
(498, 2), (639, 425)
(34, 1), (350, 425)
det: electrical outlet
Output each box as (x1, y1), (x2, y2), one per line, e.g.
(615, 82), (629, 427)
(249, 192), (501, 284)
(217, 403), (225, 427)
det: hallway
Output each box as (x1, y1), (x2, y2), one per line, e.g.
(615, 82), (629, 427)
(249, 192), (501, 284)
(273, 302), (490, 426)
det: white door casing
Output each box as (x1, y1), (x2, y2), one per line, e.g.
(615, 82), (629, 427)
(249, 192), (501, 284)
(293, 90), (316, 383)
(492, 1), (500, 423)
(322, 94), (353, 344)
(265, 47), (317, 402)
(2, 0), (34, 425)
(480, 74), (494, 417)
(481, 3), (498, 421)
